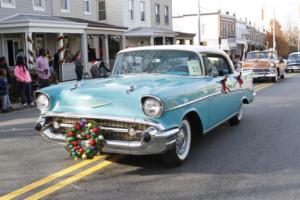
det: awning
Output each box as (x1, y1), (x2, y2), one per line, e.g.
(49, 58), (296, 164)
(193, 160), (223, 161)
(175, 31), (196, 39)
(0, 13), (87, 34)
(125, 27), (178, 37)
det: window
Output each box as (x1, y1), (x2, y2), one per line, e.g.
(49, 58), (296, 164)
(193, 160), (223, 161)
(113, 50), (202, 76)
(98, 0), (106, 21)
(0, 0), (15, 8)
(164, 6), (169, 24)
(129, 0), (134, 20)
(61, 0), (70, 12)
(84, 0), (91, 15)
(202, 54), (232, 76)
(32, 0), (45, 11)
(140, 1), (145, 22)
(155, 4), (160, 24)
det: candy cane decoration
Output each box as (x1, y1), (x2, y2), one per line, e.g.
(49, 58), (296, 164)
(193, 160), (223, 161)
(57, 33), (64, 64)
(27, 33), (34, 65)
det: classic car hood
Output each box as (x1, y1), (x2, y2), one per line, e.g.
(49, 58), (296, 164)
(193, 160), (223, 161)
(243, 59), (270, 68)
(41, 74), (206, 119)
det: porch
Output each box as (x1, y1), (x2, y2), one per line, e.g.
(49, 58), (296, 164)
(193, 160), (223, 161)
(124, 27), (177, 47)
(0, 14), (127, 82)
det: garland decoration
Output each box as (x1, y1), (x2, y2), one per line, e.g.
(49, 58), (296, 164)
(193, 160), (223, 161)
(65, 119), (104, 160)
(236, 72), (244, 87)
(221, 76), (230, 93)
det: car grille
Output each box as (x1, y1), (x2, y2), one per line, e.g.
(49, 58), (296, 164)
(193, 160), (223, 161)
(50, 117), (149, 141)
(253, 68), (270, 73)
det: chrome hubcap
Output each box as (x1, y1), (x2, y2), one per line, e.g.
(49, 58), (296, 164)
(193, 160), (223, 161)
(176, 125), (187, 156)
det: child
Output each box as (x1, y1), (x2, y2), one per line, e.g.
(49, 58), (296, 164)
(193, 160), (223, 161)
(0, 68), (12, 112)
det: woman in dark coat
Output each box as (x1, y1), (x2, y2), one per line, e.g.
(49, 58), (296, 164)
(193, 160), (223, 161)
(73, 51), (84, 81)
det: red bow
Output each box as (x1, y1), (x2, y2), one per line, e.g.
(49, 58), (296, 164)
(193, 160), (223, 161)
(221, 76), (230, 93)
(236, 72), (244, 87)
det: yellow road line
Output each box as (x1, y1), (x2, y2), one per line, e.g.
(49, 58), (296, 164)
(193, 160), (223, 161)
(0, 156), (104, 200)
(254, 83), (267, 90)
(25, 155), (122, 200)
(255, 83), (272, 91)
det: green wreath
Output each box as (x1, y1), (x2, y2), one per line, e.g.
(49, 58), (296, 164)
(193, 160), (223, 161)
(65, 119), (104, 160)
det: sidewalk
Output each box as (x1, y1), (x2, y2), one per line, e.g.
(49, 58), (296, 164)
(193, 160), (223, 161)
(0, 102), (35, 114)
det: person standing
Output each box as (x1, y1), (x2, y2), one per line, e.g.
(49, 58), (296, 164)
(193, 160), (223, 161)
(16, 48), (26, 63)
(0, 56), (11, 84)
(36, 48), (50, 88)
(53, 51), (60, 82)
(0, 68), (12, 112)
(14, 56), (34, 106)
(73, 51), (84, 82)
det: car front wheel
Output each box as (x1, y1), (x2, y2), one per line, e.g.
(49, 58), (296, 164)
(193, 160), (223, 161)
(162, 119), (191, 166)
(271, 76), (278, 83)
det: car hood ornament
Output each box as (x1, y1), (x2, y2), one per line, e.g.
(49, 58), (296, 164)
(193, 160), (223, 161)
(126, 84), (136, 94)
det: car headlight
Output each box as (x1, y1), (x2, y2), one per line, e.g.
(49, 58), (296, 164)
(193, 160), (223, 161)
(36, 93), (51, 110)
(142, 97), (163, 117)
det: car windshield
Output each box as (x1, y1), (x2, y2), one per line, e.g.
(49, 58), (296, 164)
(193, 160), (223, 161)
(246, 52), (274, 60)
(288, 54), (300, 60)
(113, 50), (202, 76)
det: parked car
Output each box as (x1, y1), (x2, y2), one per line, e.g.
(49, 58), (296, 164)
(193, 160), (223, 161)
(34, 45), (255, 166)
(286, 52), (300, 72)
(243, 49), (285, 82)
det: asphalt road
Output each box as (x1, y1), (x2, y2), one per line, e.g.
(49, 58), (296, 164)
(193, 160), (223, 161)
(1, 74), (300, 200)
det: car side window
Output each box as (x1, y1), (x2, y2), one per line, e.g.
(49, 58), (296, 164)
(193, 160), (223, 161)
(202, 54), (232, 77)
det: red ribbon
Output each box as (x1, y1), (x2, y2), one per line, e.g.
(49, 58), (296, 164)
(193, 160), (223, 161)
(221, 76), (230, 93)
(236, 72), (244, 87)
(57, 35), (64, 41)
(58, 46), (64, 53)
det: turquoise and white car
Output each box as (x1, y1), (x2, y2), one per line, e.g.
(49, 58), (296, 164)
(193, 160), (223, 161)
(35, 45), (254, 166)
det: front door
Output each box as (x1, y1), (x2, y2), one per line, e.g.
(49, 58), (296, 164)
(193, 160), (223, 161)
(202, 53), (237, 128)
(6, 39), (20, 66)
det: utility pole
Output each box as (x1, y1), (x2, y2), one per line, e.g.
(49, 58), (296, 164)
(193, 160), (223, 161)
(197, 0), (201, 45)
(298, 5), (300, 52)
(272, 10), (276, 50)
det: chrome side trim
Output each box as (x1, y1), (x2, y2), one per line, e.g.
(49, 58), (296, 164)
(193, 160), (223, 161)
(166, 92), (222, 111)
(203, 112), (238, 134)
(166, 88), (254, 112)
(42, 112), (165, 130)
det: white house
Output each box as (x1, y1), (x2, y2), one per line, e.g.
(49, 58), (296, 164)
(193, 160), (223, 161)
(99, 0), (178, 47)
(235, 19), (248, 59)
(173, 11), (238, 56)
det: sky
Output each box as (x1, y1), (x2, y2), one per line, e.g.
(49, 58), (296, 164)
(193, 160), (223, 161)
(172, 0), (300, 31)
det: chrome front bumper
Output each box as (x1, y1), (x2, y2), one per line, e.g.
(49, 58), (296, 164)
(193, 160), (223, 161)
(287, 66), (300, 70)
(35, 117), (178, 155)
(253, 72), (277, 79)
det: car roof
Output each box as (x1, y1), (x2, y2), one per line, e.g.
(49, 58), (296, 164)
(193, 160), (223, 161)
(289, 52), (300, 55)
(118, 45), (227, 56)
(248, 49), (276, 53)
